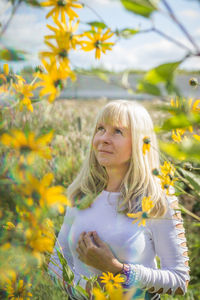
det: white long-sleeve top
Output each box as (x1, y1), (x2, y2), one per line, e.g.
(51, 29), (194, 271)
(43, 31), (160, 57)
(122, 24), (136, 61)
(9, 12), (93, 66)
(48, 190), (190, 295)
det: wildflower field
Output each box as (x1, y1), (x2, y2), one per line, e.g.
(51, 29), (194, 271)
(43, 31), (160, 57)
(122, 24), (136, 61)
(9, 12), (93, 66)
(0, 0), (200, 299)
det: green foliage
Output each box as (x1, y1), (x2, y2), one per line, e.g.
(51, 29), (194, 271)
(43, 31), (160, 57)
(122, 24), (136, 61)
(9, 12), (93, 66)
(87, 21), (107, 29)
(120, 0), (158, 18)
(137, 80), (161, 95)
(115, 28), (139, 38)
(57, 250), (74, 284)
(0, 47), (26, 61)
(145, 61), (182, 84)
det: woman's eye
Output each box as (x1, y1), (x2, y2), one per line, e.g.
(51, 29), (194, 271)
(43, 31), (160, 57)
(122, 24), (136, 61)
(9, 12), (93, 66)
(115, 128), (122, 134)
(97, 126), (104, 131)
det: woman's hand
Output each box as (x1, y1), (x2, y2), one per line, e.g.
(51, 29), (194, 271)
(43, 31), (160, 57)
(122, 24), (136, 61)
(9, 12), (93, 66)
(76, 231), (123, 274)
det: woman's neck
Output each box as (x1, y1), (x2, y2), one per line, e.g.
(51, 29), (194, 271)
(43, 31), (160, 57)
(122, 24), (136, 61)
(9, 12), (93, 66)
(105, 165), (128, 192)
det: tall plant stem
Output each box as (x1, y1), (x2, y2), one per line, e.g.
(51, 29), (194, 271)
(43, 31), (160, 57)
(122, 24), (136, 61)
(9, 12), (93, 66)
(80, 2), (107, 26)
(162, 0), (200, 52)
(152, 28), (192, 53)
(0, 0), (21, 37)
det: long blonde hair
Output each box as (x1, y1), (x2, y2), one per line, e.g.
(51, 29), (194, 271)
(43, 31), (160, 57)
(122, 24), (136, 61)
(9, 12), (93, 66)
(67, 100), (167, 217)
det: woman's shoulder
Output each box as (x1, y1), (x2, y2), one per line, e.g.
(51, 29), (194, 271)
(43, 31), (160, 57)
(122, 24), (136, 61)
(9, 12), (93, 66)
(146, 186), (179, 229)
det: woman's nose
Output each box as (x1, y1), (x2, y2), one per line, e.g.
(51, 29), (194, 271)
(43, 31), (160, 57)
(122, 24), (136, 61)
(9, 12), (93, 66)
(99, 132), (111, 143)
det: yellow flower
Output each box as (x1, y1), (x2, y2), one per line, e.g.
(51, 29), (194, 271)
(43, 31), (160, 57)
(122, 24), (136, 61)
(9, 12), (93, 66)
(26, 227), (54, 253)
(100, 272), (124, 292)
(12, 80), (36, 112)
(142, 136), (151, 155)
(4, 222), (15, 230)
(0, 65), (25, 94)
(160, 161), (175, 177)
(171, 129), (185, 143)
(81, 27), (114, 59)
(170, 97), (199, 140)
(127, 196), (154, 227)
(20, 173), (71, 212)
(192, 99), (200, 112)
(45, 17), (81, 50)
(36, 58), (75, 102)
(41, 0), (83, 22)
(158, 161), (177, 194)
(93, 285), (135, 300)
(40, 37), (70, 66)
(3, 63), (9, 75)
(93, 288), (106, 300)
(0, 129), (53, 164)
(193, 134), (200, 141)
(4, 273), (32, 300)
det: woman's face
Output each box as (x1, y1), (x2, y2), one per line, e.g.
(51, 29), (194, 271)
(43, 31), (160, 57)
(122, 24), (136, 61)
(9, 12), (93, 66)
(92, 121), (132, 170)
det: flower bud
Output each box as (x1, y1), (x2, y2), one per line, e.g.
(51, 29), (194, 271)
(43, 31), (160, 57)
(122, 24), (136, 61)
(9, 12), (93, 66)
(189, 77), (198, 87)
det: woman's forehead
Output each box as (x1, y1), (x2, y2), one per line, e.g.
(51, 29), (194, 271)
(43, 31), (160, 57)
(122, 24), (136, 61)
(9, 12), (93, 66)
(97, 109), (130, 128)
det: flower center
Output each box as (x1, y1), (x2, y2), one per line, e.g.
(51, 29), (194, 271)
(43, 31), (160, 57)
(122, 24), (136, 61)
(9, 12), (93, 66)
(142, 212), (148, 219)
(32, 190), (41, 202)
(54, 79), (62, 88)
(94, 40), (101, 48)
(20, 145), (31, 154)
(57, 0), (66, 6)
(59, 49), (68, 58)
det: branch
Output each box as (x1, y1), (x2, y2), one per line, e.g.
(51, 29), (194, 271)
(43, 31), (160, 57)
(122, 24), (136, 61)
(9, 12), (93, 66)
(162, 0), (200, 52)
(0, 0), (21, 37)
(152, 28), (193, 53)
(80, 1), (108, 27)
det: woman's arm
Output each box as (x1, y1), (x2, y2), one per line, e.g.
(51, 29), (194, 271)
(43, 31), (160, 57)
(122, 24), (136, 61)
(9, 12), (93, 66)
(123, 194), (190, 296)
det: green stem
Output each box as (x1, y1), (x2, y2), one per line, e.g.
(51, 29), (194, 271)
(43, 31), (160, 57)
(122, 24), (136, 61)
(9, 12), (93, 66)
(80, 2), (108, 26)
(179, 203), (200, 222)
(152, 28), (192, 53)
(0, 0), (21, 37)
(162, 0), (200, 52)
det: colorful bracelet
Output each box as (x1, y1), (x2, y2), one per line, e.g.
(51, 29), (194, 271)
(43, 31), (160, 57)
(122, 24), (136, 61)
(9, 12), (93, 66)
(116, 263), (137, 288)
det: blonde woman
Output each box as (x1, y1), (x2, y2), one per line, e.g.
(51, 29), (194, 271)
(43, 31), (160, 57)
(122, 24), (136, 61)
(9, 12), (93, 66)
(49, 100), (190, 299)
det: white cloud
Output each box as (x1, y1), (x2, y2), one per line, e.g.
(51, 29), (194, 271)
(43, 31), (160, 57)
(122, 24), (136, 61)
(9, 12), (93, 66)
(2, 11), (48, 55)
(82, 0), (120, 7)
(1, 1), (199, 72)
(0, 0), (11, 18)
(180, 9), (200, 19)
(181, 56), (200, 70)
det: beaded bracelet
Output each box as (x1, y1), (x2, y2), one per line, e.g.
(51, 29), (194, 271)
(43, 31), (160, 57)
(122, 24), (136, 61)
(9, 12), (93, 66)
(115, 263), (137, 288)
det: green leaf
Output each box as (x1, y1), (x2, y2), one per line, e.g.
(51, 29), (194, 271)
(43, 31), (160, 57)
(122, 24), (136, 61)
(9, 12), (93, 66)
(162, 114), (191, 130)
(87, 21), (107, 29)
(159, 139), (200, 163)
(178, 167), (200, 194)
(137, 80), (161, 96)
(159, 141), (187, 161)
(56, 250), (74, 284)
(120, 0), (158, 18)
(0, 47), (26, 61)
(144, 61), (182, 84)
(116, 28), (139, 38)
(75, 285), (89, 298)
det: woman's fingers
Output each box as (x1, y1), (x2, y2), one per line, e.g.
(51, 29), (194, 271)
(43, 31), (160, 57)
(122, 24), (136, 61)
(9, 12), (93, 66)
(92, 231), (104, 247)
(84, 232), (96, 249)
(77, 231), (95, 254)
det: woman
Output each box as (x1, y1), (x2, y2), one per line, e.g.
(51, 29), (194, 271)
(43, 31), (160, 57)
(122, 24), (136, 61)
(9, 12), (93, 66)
(48, 100), (190, 299)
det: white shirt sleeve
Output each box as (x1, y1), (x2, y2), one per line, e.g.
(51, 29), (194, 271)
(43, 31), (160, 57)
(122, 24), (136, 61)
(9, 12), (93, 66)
(130, 193), (190, 295)
(48, 207), (81, 285)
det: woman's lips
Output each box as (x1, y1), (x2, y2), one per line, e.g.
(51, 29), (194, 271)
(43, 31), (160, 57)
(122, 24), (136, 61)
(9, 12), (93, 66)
(98, 150), (113, 154)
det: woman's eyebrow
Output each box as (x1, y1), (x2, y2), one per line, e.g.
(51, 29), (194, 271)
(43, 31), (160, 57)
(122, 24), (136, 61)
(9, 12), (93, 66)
(113, 126), (126, 131)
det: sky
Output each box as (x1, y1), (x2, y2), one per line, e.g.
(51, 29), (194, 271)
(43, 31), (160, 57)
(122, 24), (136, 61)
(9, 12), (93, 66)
(0, 0), (200, 72)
